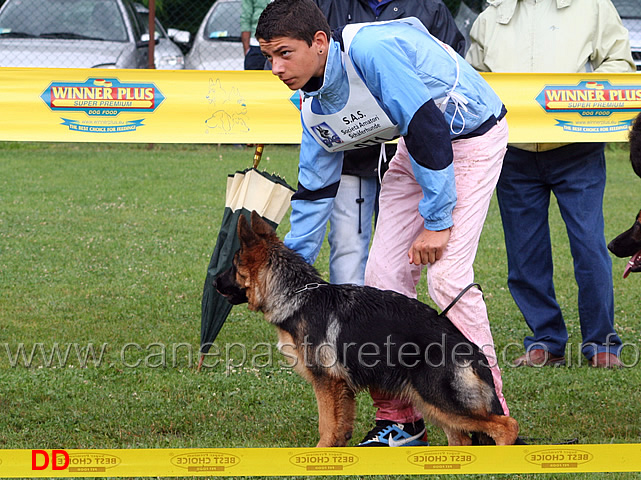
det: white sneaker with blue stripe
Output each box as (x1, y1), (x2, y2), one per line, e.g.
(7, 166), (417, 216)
(357, 420), (429, 447)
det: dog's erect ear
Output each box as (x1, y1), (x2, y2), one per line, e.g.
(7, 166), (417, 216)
(608, 209), (641, 257)
(237, 213), (260, 248)
(250, 210), (278, 239)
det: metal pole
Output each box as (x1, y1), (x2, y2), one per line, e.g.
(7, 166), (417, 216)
(147, 0), (157, 150)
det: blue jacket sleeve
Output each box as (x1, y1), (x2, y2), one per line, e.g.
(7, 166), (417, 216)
(283, 122), (343, 263)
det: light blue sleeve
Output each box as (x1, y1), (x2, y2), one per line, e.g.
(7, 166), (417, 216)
(283, 121), (343, 264)
(410, 161), (456, 231)
(285, 197), (333, 264)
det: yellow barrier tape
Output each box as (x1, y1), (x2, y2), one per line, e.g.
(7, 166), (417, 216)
(0, 68), (640, 144)
(0, 445), (640, 477)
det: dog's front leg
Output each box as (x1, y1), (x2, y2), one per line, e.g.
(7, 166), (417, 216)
(312, 376), (356, 447)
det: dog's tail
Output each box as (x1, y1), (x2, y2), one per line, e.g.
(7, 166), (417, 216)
(630, 112), (641, 178)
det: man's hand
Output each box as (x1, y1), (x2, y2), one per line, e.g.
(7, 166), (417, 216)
(408, 227), (451, 265)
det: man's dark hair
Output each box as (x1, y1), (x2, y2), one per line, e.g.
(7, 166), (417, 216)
(255, 0), (331, 46)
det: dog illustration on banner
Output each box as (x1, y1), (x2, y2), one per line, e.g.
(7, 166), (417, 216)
(215, 211), (521, 448)
(608, 113), (641, 277)
(204, 78), (249, 133)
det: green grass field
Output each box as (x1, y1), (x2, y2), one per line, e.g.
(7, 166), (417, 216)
(1, 141), (640, 479)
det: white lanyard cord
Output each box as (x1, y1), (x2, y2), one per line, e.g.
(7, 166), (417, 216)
(377, 143), (388, 184)
(436, 41), (468, 135)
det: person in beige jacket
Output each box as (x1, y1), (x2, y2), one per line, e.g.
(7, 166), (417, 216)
(466, 0), (635, 368)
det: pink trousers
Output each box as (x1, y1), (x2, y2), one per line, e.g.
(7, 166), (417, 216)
(364, 118), (510, 422)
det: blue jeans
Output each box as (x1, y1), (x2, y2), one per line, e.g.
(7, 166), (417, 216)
(496, 143), (621, 359)
(244, 46), (266, 70)
(328, 174), (378, 285)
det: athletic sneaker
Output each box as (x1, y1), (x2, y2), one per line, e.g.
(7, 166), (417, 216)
(357, 420), (429, 447)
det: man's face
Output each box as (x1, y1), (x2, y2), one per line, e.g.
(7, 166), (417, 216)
(259, 34), (327, 90)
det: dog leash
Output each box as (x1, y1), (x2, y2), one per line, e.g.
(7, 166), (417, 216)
(440, 282), (482, 317)
(293, 282), (481, 315)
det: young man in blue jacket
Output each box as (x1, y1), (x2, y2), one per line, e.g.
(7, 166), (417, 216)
(313, 0), (465, 288)
(256, 0), (511, 446)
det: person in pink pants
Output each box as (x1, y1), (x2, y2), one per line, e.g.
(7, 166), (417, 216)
(363, 119), (509, 445)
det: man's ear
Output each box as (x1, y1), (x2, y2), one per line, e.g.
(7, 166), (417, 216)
(312, 30), (329, 55)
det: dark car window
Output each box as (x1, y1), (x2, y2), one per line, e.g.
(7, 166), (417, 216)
(0, 0), (128, 41)
(204, 0), (241, 40)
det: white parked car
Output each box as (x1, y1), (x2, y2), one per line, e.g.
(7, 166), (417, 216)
(0, 0), (151, 68)
(185, 0), (245, 70)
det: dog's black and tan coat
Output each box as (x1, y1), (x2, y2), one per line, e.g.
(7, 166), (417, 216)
(215, 211), (520, 447)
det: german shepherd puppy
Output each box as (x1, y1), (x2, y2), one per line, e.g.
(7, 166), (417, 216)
(608, 113), (641, 277)
(215, 211), (519, 447)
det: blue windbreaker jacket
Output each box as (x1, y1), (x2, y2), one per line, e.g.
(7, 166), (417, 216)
(285, 21), (505, 264)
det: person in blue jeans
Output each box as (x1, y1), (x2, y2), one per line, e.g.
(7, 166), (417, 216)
(466, 0), (635, 368)
(314, 0), (465, 285)
(498, 143), (623, 366)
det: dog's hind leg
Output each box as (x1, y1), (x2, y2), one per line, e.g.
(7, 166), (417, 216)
(312, 377), (356, 447)
(482, 415), (520, 445)
(412, 397), (519, 446)
(442, 413), (519, 446)
(442, 427), (473, 446)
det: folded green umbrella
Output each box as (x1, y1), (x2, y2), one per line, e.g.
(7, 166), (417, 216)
(199, 146), (294, 369)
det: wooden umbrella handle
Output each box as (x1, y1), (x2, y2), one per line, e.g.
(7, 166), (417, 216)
(253, 144), (265, 169)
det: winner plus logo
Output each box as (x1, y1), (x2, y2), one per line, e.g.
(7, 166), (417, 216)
(536, 80), (641, 134)
(40, 78), (165, 134)
(41, 78), (164, 116)
(537, 80), (641, 115)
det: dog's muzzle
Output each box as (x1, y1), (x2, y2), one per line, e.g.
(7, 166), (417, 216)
(214, 267), (249, 304)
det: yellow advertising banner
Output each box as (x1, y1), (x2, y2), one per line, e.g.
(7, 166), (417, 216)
(487, 72), (641, 143)
(0, 68), (299, 144)
(0, 444), (640, 477)
(0, 68), (640, 144)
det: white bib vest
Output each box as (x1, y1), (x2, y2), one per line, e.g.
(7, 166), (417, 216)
(301, 18), (466, 152)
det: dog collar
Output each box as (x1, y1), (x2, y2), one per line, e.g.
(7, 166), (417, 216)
(294, 283), (327, 294)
